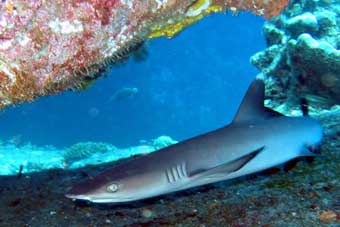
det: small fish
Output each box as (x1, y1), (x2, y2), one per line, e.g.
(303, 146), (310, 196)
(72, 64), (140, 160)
(109, 87), (138, 101)
(66, 79), (323, 203)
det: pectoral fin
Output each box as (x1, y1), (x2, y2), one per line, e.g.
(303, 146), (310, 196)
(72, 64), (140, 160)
(189, 146), (265, 179)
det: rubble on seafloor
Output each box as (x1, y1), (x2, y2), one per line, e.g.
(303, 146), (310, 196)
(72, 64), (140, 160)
(251, 0), (340, 113)
(0, 108), (339, 226)
(0, 0), (288, 110)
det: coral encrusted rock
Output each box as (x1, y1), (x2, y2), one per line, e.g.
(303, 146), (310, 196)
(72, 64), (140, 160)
(251, 0), (340, 114)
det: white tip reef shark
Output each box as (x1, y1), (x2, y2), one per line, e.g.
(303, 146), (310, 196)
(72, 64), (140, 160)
(65, 79), (323, 203)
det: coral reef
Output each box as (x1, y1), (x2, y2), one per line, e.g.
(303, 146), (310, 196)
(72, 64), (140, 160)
(63, 142), (117, 166)
(149, 135), (177, 150)
(0, 135), (177, 175)
(0, 108), (339, 226)
(0, 0), (288, 109)
(251, 0), (340, 113)
(0, 142), (63, 175)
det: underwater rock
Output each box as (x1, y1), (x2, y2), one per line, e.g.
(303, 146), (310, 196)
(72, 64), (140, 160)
(251, 0), (340, 113)
(0, 0), (288, 109)
(286, 12), (319, 36)
(319, 210), (338, 222)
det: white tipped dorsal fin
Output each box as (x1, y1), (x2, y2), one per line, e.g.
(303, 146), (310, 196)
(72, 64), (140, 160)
(233, 79), (282, 123)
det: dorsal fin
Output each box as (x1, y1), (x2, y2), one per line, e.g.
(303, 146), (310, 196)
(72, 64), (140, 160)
(233, 79), (282, 123)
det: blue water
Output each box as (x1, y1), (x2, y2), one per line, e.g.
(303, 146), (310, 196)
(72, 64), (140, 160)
(0, 13), (265, 148)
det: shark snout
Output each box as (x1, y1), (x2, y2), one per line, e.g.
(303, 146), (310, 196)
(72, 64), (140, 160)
(65, 183), (94, 201)
(65, 193), (91, 201)
(65, 185), (91, 201)
(65, 192), (135, 203)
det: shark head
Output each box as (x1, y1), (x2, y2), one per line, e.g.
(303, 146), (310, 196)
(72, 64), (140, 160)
(66, 160), (169, 203)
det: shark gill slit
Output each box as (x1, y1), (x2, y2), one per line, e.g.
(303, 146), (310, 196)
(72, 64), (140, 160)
(182, 162), (188, 177)
(166, 162), (187, 183)
(165, 169), (171, 183)
(177, 164), (184, 178)
(166, 168), (174, 183)
(172, 166), (179, 181)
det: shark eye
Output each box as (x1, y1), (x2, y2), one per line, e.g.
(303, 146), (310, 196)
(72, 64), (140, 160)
(107, 183), (119, 193)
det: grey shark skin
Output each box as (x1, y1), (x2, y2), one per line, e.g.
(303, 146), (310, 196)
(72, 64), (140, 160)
(65, 79), (323, 203)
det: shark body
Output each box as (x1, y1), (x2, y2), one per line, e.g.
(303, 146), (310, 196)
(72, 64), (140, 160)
(66, 79), (323, 203)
